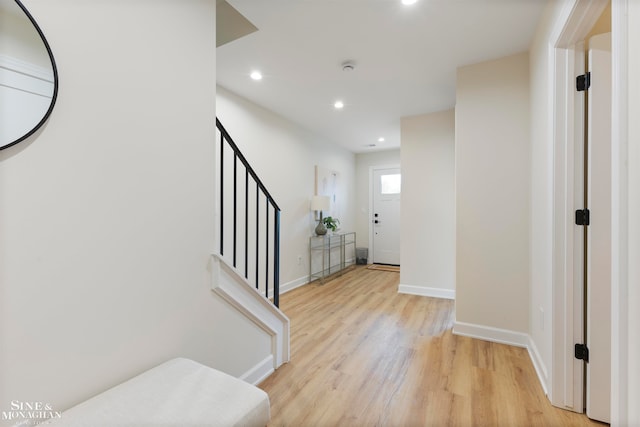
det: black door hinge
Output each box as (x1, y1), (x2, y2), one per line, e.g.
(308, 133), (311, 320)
(575, 343), (589, 362)
(575, 209), (590, 226)
(577, 72), (591, 91)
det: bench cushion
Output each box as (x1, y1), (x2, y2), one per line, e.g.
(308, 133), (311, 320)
(44, 358), (270, 427)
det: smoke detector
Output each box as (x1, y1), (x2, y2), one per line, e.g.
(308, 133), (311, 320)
(342, 61), (355, 72)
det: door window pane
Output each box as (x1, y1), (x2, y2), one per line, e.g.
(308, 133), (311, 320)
(380, 174), (401, 194)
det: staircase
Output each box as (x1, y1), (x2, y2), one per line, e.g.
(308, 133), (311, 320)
(213, 119), (289, 379)
(216, 118), (281, 307)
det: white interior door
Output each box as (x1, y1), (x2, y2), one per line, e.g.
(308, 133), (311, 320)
(372, 168), (401, 265)
(586, 31), (612, 424)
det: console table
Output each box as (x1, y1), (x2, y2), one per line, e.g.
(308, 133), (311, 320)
(309, 231), (356, 283)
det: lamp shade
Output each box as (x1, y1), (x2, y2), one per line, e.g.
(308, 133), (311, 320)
(310, 195), (330, 211)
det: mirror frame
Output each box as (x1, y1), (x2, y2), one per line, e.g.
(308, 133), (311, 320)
(0, 0), (58, 151)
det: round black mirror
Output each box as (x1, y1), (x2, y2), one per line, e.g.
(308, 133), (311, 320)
(0, 0), (58, 150)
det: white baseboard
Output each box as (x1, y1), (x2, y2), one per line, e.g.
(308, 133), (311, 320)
(452, 321), (529, 348)
(278, 260), (361, 296)
(527, 336), (549, 397)
(240, 355), (274, 386)
(398, 284), (455, 300)
(453, 321), (550, 398)
(279, 275), (309, 295)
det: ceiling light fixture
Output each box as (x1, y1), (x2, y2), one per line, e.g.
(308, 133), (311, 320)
(250, 71), (262, 80)
(334, 100), (344, 109)
(401, 0), (417, 5)
(378, 137), (385, 142)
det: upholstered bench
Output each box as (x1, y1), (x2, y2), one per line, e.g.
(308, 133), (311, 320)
(42, 358), (270, 426)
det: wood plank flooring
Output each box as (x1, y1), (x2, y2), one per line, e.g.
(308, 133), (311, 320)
(259, 267), (605, 426)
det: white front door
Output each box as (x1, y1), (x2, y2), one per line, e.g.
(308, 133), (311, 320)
(372, 167), (401, 265)
(585, 31), (612, 424)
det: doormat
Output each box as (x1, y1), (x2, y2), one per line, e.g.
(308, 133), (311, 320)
(367, 264), (400, 273)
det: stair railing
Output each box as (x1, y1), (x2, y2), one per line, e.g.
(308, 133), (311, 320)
(216, 118), (281, 307)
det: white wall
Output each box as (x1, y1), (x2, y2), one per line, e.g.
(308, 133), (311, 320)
(454, 52), (530, 334)
(216, 86), (356, 292)
(399, 110), (455, 299)
(354, 149), (400, 251)
(527, 0), (559, 396)
(0, 0), (273, 419)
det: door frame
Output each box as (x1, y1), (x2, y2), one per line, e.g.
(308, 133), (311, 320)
(549, 0), (605, 412)
(549, 0), (630, 420)
(609, 1), (632, 423)
(585, 31), (613, 422)
(368, 164), (401, 265)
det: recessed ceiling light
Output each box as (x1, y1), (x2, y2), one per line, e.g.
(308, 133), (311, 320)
(334, 100), (344, 109)
(250, 71), (262, 80)
(402, 0), (417, 5)
(378, 137), (385, 142)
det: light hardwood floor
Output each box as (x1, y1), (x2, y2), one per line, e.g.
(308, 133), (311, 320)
(260, 266), (605, 426)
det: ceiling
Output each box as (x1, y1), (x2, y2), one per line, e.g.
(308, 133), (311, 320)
(216, 0), (547, 153)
